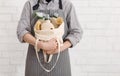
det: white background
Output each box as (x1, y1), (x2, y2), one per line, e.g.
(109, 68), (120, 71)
(0, 0), (120, 76)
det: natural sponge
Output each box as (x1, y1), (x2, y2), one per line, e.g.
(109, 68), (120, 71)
(56, 17), (63, 25)
(35, 20), (42, 30)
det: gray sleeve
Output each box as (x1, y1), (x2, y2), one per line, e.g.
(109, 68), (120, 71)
(65, 3), (83, 47)
(17, 1), (31, 43)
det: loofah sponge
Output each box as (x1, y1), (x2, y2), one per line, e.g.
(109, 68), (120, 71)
(35, 20), (41, 30)
(56, 17), (63, 25)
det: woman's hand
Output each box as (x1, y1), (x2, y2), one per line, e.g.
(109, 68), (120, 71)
(45, 48), (58, 55)
(45, 40), (72, 54)
(37, 38), (58, 51)
(45, 45), (64, 54)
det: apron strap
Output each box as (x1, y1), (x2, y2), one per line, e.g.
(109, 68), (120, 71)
(59, 0), (63, 9)
(33, 0), (40, 10)
(33, 0), (63, 10)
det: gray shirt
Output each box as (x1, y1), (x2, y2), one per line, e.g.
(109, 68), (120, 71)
(17, 0), (83, 47)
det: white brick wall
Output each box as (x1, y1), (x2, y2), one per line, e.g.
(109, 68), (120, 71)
(0, 0), (120, 76)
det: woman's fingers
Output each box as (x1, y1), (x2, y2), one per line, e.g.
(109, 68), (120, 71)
(37, 38), (58, 51)
(46, 48), (58, 54)
(46, 51), (54, 54)
(48, 38), (58, 49)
